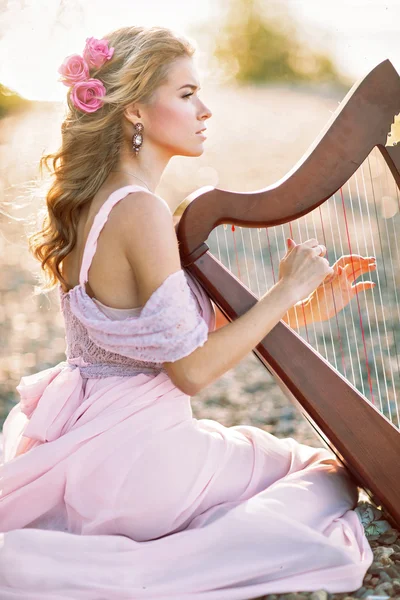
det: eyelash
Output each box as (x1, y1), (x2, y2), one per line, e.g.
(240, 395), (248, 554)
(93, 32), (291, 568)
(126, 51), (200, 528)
(183, 92), (194, 99)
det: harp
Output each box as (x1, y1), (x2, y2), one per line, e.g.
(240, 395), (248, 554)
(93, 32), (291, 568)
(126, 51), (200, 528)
(174, 59), (400, 529)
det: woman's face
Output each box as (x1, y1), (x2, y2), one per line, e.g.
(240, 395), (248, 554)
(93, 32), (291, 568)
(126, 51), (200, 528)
(138, 55), (212, 158)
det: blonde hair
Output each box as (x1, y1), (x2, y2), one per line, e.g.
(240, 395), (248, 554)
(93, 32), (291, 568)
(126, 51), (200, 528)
(28, 25), (196, 294)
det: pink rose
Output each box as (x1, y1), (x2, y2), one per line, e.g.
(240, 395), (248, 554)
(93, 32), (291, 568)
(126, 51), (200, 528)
(57, 54), (90, 87)
(83, 37), (114, 69)
(70, 79), (106, 113)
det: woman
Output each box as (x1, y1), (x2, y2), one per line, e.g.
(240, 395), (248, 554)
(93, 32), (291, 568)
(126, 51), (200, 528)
(0, 25), (375, 599)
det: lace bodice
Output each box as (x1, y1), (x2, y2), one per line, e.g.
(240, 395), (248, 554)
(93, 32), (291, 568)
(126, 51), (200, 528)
(59, 185), (216, 379)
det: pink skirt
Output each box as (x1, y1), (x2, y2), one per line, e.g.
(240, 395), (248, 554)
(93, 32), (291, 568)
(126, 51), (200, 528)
(0, 361), (373, 599)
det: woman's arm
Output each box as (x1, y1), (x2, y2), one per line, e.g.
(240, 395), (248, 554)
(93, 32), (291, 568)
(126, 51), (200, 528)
(281, 299), (311, 329)
(214, 299), (311, 331)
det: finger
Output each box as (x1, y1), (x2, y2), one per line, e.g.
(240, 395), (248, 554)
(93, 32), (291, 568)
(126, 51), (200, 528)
(335, 265), (346, 279)
(311, 244), (326, 258)
(360, 262), (377, 274)
(365, 261), (377, 270)
(334, 255), (354, 268)
(351, 281), (376, 294)
(334, 255), (375, 269)
(343, 263), (377, 280)
(329, 265), (345, 277)
(301, 238), (320, 249)
(286, 238), (296, 250)
(343, 265), (364, 279)
(285, 238), (296, 256)
(337, 255), (377, 269)
(326, 263), (343, 279)
(341, 257), (364, 271)
(353, 257), (376, 268)
(322, 263), (342, 284)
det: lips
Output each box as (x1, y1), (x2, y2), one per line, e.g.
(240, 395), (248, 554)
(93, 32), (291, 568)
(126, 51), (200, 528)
(196, 128), (207, 134)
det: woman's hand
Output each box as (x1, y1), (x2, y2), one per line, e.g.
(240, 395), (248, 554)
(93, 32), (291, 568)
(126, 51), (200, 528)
(305, 254), (377, 323)
(278, 237), (334, 305)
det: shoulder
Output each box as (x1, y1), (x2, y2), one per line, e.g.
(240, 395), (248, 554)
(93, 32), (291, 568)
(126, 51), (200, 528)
(114, 190), (182, 291)
(114, 190), (175, 255)
(112, 189), (172, 227)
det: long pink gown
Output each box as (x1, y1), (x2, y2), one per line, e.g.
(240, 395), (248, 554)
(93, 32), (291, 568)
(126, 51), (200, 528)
(0, 185), (373, 599)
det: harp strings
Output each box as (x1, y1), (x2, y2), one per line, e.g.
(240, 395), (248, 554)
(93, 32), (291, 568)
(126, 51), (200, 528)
(365, 154), (399, 420)
(209, 147), (400, 429)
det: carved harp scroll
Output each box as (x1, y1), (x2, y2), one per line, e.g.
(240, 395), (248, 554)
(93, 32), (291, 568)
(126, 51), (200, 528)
(175, 59), (400, 529)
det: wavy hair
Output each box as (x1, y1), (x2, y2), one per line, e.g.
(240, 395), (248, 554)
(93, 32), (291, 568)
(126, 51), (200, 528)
(28, 25), (196, 294)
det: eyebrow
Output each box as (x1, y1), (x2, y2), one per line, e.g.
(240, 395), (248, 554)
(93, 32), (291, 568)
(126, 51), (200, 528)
(178, 84), (201, 91)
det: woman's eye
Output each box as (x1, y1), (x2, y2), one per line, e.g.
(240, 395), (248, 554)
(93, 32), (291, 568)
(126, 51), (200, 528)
(183, 92), (194, 99)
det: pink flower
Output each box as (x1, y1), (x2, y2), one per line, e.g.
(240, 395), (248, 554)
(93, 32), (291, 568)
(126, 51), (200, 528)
(83, 37), (114, 69)
(57, 54), (90, 87)
(70, 78), (106, 113)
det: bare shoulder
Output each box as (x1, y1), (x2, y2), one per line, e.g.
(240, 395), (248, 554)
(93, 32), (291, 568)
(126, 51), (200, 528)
(112, 189), (172, 223)
(113, 189), (174, 250)
(114, 190), (182, 307)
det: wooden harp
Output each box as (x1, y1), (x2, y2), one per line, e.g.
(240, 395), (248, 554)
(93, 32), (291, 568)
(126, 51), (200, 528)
(174, 59), (400, 529)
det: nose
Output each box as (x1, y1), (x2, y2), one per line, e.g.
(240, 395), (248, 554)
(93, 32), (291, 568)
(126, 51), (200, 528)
(199, 100), (212, 120)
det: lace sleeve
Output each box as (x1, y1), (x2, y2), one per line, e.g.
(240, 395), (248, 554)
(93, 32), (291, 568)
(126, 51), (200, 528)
(68, 269), (214, 363)
(183, 269), (216, 334)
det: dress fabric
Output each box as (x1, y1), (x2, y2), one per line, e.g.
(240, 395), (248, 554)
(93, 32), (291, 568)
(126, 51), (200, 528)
(0, 184), (373, 599)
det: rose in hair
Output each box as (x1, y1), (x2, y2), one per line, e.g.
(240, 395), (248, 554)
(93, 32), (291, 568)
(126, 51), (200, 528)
(83, 37), (114, 69)
(57, 54), (90, 87)
(70, 79), (106, 113)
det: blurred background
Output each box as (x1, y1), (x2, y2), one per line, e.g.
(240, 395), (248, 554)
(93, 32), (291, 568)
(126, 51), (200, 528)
(0, 0), (399, 443)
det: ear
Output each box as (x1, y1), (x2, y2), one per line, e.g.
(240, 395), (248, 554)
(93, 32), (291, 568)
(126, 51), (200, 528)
(123, 102), (142, 123)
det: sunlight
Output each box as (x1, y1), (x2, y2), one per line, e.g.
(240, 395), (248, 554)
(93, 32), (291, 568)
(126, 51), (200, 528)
(0, 0), (207, 101)
(0, 0), (399, 101)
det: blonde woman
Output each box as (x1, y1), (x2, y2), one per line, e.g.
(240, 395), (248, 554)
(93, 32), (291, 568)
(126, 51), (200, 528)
(0, 25), (374, 599)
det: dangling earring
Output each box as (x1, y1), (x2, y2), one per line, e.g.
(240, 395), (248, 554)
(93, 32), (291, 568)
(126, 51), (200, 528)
(132, 122), (144, 156)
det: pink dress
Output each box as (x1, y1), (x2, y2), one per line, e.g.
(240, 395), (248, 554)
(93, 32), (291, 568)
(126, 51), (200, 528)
(0, 185), (373, 599)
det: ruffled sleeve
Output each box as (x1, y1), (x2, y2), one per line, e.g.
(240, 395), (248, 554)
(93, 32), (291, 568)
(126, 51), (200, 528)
(67, 269), (215, 364)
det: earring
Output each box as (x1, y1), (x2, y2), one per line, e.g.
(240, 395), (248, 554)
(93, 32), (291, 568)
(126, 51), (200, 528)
(132, 122), (144, 155)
